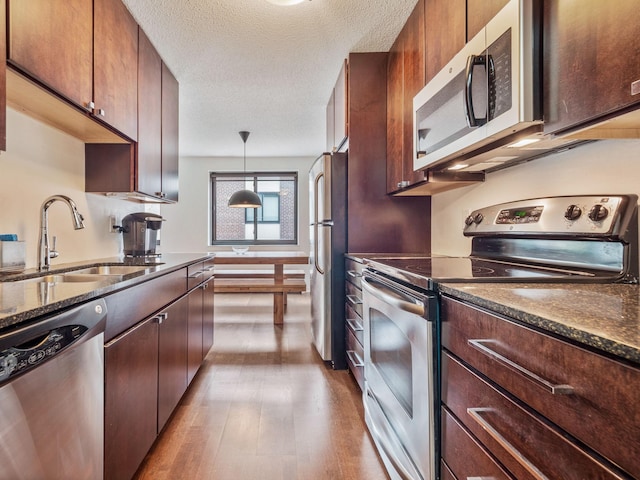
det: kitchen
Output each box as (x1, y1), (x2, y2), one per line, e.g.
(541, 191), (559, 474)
(0, 0), (639, 479)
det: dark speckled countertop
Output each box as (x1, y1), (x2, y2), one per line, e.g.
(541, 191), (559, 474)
(437, 283), (640, 365)
(0, 253), (213, 330)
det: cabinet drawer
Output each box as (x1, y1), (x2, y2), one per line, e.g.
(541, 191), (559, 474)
(346, 328), (364, 390)
(345, 304), (364, 345)
(441, 296), (640, 477)
(442, 352), (624, 479)
(345, 281), (363, 317)
(345, 258), (364, 289)
(441, 407), (513, 480)
(187, 258), (214, 290)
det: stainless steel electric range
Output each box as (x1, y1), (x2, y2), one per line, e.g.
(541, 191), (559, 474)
(360, 195), (639, 480)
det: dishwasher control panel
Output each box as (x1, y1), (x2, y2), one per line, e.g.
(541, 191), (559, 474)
(0, 325), (87, 382)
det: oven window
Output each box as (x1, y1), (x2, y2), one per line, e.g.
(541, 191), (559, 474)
(370, 309), (413, 417)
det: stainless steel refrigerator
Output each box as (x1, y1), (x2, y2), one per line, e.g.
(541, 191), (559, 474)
(309, 152), (347, 369)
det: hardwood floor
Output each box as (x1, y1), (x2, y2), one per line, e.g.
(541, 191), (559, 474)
(134, 293), (388, 480)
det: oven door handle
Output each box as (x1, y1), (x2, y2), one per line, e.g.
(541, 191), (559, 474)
(362, 275), (425, 317)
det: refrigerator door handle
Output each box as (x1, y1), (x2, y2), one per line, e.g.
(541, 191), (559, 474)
(320, 220), (334, 226)
(314, 172), (325, 274)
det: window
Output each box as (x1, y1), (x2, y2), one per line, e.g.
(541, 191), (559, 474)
(210, 172), (298, 245)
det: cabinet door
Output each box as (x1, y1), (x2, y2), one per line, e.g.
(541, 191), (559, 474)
(466, 0), (509, 41)
(7, 0), (93, 110)
(202, 279), (215, 358)
(137, 28), (163, 198)
(93, 0), (138, 140)
(424, 0), (466, 83)
(187, 286), (204, 385)
(105, 317), (159, 480)
(158, 296), (189, 431)
(386, 37), (404, 193)
(161, 63), (180, 202)
(543, 0), (640, 134)
(326, 88), (335, 151)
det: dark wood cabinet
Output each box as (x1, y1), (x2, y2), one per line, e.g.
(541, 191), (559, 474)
(8, 0), (138, 140)
(441, 295), (640, 479)
(158, 296), (189, 432)
(202, 278), (215, 358)
(386, 0), (426, 193)
(7, 0), (93, 112)
(137, 29), (163, 199)
(104, 317), (159, 480)
(93, 0), (138, 140)
(187, 285), (204, 384)
(466, 0), (509, 41)
(424, 0), (466, 83)
(161, 63), (180, 202)
(543, 0), (640, 134)
(348, 52), (431, 254)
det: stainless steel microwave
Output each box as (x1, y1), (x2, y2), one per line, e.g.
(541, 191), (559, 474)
(413, 0), (542, 172)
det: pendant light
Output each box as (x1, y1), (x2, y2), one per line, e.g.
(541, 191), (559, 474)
(228, 131), (263, 208)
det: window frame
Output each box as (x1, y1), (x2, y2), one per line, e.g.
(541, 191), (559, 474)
(210, 171), (298, 246)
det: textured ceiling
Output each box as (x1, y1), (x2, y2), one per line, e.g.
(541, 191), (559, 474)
(121, 0), (418, 158)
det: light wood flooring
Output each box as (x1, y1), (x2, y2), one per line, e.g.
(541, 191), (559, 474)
(133, 292), (388, 480)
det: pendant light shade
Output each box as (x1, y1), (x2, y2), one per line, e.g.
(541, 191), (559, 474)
(228, 131), (263, 208)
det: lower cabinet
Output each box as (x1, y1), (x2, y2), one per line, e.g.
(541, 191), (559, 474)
(157, 296), (189, 431)
(440, 295), (639, 479)
(104, 317), (159, 480)
(104, 261), (215, 480)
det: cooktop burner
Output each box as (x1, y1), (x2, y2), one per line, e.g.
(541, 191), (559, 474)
(364, 256), (608, 291)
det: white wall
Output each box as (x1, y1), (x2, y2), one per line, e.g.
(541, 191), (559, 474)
(431, 139), (640, 256)
(160, 155), (317, 255)
(0, 108), (159, 269)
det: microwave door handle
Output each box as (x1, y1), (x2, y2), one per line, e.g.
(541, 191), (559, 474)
(487, 54), (496, 121)
(464, 54), (486, 128)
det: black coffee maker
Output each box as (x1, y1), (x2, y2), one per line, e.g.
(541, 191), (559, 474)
(121, 213), (164, 257)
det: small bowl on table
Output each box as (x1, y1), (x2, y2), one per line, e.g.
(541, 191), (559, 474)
(231, 246), (249, 255)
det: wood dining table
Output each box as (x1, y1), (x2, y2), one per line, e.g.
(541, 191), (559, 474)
(213, 251), (310, 324)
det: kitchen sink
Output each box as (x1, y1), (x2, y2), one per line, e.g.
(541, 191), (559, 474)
(37, 273), (118, 283)
(70, 265), (150, 276)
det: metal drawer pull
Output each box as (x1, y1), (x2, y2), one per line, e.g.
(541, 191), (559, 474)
(346, 318), (363, 332)
(346, 294), (363, 305)
(188, 270), (204, 279)
(346, 270), (363, 278)
(467, 408), (549, 480)
(346, 350), (364, 368)
(468, 339), (574, 395)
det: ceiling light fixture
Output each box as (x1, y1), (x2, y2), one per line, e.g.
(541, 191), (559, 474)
(228, 131), (263, 209)
(265, 0), (308, 5)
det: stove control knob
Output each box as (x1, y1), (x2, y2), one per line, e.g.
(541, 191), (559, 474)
(564, 204), (582, 221)
(464, 215), (475, 226)
(473, 213), (484, 224)
(588, 204), (609, 222)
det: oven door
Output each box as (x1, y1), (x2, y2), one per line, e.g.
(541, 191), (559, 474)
(361, 271), (438, 480)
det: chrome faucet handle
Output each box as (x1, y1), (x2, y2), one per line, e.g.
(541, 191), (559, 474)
(50, 236), (59, 259)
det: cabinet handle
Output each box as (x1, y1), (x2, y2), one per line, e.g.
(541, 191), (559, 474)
(346, 294), (362, 306)
(86, 101), (95, 111)
(346, 270), (362, 278)
(155, 191), (166, 198)
(204, 265), (215, 272)
(97, 108), (105, 117)
(346, 350), (364, 368)
(467, 408), (549, 480)
(346, 318), (363, 332)
(154, 312), (168, 324)
(468, 339), (574, 395)
(189, 271), (204, 279)
(397, 180), (410, 189)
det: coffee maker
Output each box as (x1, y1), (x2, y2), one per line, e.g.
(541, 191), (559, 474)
(121, 213), (164, 257)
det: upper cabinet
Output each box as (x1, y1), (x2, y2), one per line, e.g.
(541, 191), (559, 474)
(543, 0), (640, 135)
(326, 60), (348, 152)
(386, 0), (426, 194)
(424, 0), (466, 84)
(8, 0), (138, 140)
(466, 0), (510, 40)
(161, 63), (180, 202)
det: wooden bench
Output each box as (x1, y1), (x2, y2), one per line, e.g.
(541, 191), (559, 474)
(213, 269), (307, 325)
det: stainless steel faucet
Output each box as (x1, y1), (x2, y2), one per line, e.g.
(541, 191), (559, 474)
(38, 195), (85, 271)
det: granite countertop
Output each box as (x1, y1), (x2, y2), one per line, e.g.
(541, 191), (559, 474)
(0, 253), (213, 330)
(437, 283), (640, 365)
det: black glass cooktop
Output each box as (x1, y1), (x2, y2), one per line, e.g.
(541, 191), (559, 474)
(364, 256), (607, 290)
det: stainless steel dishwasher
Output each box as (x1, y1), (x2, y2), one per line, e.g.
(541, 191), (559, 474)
(0, 298), (107, 480)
